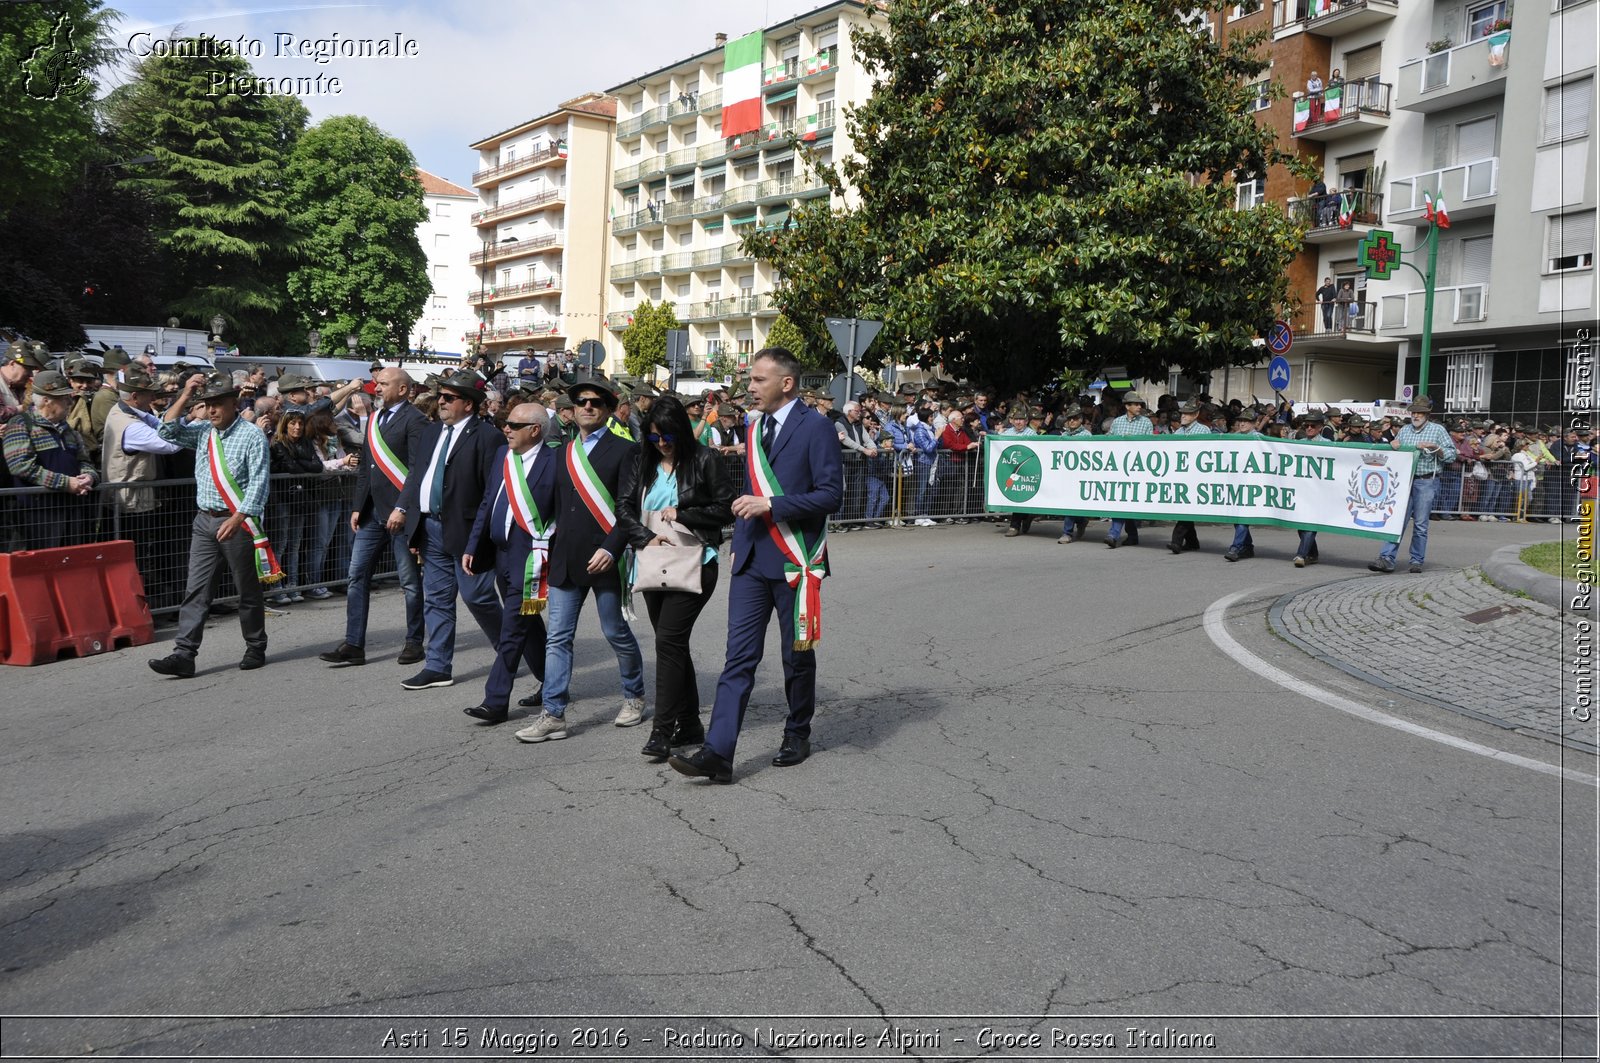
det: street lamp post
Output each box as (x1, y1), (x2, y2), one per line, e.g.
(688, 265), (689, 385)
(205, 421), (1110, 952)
(209, 314), (226, 361)
(347, 333), (360, 361)
(308, 329), (321, 357)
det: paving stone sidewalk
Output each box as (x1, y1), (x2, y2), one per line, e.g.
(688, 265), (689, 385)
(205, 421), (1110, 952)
(1270, 566), (1594, 754)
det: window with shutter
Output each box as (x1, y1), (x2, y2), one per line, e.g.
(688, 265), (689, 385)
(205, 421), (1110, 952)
(1548, 213), (1596, 272)
(1343, 44), (1381, 83)
(1460, 236), (1493, 283)
(1543, 78), (1593, 144)
(1455, 116), (1496, 164)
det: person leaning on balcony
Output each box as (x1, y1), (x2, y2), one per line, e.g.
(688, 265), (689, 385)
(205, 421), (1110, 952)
(1307, 71), (1324, 120)
(1315, 276), (1337, 329)
(1334, 281), (1356, 329)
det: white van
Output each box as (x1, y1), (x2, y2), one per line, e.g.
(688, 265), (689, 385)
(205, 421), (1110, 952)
(212, 356), (372, 384)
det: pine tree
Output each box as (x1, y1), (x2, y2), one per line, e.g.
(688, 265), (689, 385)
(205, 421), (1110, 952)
(758, 0), (1303, 392)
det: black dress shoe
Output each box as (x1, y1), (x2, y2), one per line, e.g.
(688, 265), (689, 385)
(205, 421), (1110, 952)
(669, 745), (733, 783)
(1166, 543), (1183, 555)
(319, 642), (365, 666)
(772, 735), (811, 767)
(517, 688), (544, 708)
(464, 705), (509, 725)
(1126, 533), (1139, 546)
(396, 642), (425, 666)
(148, 653), (195, 678)
(641, 730), (672, 760)
(671, 717), (706, 747)
(239, 651), (266, 671)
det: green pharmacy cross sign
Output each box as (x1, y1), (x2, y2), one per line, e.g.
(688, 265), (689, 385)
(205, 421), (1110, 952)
(1358, 229), (1400, 280)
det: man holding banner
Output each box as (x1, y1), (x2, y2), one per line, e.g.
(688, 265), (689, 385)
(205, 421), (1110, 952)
(1166, 400), (1212, 554)
(671, 348), (843, 783)
(149, 372), (273, 678)
(1369, 396), (1456, 574)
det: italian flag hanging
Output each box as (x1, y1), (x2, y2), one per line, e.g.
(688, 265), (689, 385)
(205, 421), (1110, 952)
(801, 113), (820, 141)
(746, 416), (828, 650)
(206, 434), (283, 585)
(720, 30), (764, 138)
(1293, 96), (1311, 132)
(1322, 84), (1343, 122)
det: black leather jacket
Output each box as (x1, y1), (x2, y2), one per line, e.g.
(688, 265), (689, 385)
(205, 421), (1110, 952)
(619, 444), (735, 550)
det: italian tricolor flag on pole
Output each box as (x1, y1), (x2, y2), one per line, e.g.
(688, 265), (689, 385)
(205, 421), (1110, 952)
(721, 30), (764, 138)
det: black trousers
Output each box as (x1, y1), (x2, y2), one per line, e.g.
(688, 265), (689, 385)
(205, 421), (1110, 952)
(644, 560), (718, 734)
(1170, 521), (1199, 550)
(173, 512), (266, 660)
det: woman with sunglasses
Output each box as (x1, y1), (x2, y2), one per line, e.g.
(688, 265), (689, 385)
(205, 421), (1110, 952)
(618, 395), (735, 761)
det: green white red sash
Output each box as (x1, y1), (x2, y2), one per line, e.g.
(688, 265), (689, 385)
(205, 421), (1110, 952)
(367, 409), (408, 491)
(505, 448), (553, 615)
(206, 433), (283, 584)
(567, 439), (633, 612)
(746, 415), (827, 650)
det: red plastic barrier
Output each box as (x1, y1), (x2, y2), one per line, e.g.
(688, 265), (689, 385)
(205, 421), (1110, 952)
(0, 540), (154, 666)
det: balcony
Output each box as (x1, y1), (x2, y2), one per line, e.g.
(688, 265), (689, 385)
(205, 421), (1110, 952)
(472, 142), (564, 186)
(606, 310), (635, 330)
(697, 140), (730, 166)
(1388, 158), (1498, 223)
(665, 146), (699, 174)
(1397, 33), (1511, 113)
(1379, 284), (1491, 334)
(660, 251), (695, 275)
(691, 242), (753, 269)
(481, 320), (564, 345)
(1291, 81), (1393, 141)
(762, 47), (837, 92)
(616, 104), (670, 140)
(1288, 300), (1402, 352)
(1287, 189), (1384, 243)
(614, 156), (668, 186)
(697, 88), (722, 114)
(682, 297), (736, 322)
(667, 92), (701, 124)
(467, 276), (562, 306)
(472, 188), (565, 226)
(725, 131), (764, 159)
(724, 183), (760, 209)
(469, 232), (564, 265)
(1272, 0), (1398, 38)
(608, 256), (661, 282)
(661, 198), (697, 223)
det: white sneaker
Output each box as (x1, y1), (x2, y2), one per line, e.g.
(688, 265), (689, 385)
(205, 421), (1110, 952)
(914, 518), (936, 527)
(515, 713), (568, 743)
(614, 697), (647, 727)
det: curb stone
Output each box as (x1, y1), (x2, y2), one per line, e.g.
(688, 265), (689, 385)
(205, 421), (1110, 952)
(1481, 542), (1578, 613)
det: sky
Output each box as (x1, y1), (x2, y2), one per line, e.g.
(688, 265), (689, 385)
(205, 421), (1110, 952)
(99, 0), (830, 185)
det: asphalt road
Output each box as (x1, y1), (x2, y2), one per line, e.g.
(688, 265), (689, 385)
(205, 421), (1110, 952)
(1, 517), (1594, 1061)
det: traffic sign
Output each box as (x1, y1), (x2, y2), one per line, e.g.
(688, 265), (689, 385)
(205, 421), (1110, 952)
(1401, 384), (1415, 401)
(1266, 320), (1294, 355)
(825, 318), (883, 365)
(1267, 355), (1292, 392)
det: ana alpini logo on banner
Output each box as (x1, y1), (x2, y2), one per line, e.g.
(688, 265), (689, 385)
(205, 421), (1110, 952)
(1346, 452), (1400, 528)
(996, 446), (1042, 503)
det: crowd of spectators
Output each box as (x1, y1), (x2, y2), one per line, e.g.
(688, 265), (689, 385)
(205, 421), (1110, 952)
(1, 335), (1593, 612)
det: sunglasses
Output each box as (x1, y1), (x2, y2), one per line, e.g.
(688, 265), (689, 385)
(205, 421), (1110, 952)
(503, 420), (538, 431)
(438, 393), (467, 404)
(647, 432), (676, 444)
(573, 396), (608, 409)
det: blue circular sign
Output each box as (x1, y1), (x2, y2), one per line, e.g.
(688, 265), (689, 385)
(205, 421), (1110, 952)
(1268, 355), (1292, 392)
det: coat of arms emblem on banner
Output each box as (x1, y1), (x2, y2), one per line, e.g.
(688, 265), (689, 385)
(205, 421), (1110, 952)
(1347, 452), (1400, 528)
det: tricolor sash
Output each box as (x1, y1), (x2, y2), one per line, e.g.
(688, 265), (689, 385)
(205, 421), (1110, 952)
(206, 434), (283, 584)
(746, 416), (827, 650)
(367, 410), (408, 491)
(567, 440), (633, 612)
(505, 449), (553, 615)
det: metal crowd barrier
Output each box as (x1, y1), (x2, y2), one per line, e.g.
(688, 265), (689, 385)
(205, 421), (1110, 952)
(2, 452), (1579, 622)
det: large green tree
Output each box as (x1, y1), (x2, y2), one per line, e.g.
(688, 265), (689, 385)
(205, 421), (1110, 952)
(764, 313), (829, 372)
(752, 0), (1303, 393)
(619, 301), (682, 378)
(284, 115), (429, 355)
(105, 40), (307, 352)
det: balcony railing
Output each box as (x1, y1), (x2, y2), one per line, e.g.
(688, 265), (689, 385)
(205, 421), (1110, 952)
(482, 320), (564, 343)
(1272, 0), (1399, 35)
(606, 310), (635, 330)
(761, 106), (838, 146)
(1287, 189), (1384, 235)
(472, 142), (564, 185)
(1292, 80), (1392, 138)
(472, 188), (565, 225)
(1379, 284), (1490, 331)
(467, 276), (562, 305)
(608, 256), (662, 282)
(1388, 157), (1499, 220)
(617, 104), (670, 139)
(763, 46), (837, 90)
(1397, 32), (1512, 112)
(468, 232), (564, 265)
(1298, 299), (1379, 337)
(691, 242), (753, 268)
(665, 146), (699, 172)
(682, 297), (736, 322)
(660, 251), (695, 274)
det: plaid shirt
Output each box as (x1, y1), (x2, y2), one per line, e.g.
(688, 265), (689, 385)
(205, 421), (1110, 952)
(1111, 414), (1154, 436)
(1, 411), (96, 490)
(159, 415), (270, 517)
(1173, 421), (1212, 436)
(1394, 419), (1457, 476)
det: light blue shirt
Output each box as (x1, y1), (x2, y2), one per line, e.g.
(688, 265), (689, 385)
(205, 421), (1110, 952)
(117, 403), (183, 455)
(159, 414), (270, 517)
(581, 425), (607, 454)
(642, 469), (716, 564)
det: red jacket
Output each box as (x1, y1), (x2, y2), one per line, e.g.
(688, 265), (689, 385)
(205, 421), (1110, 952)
(939, 425), (978, 461)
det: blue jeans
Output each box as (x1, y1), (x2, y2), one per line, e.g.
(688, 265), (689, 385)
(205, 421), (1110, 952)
(1108, 518), (1139, 541)
(344, 517), (424, 649)
(1230, 525), (1254, 552)
(1380, 475), (1440, 566)
(1439, 469), (1462, 515)
(1296, 530), (1318, 557)
(541, 578), (645, 718)
(1476, 478), (1505, 518)
(305, 500), (343, 588)
(914, 460), (935, 517)
(419, 515), (502, 674)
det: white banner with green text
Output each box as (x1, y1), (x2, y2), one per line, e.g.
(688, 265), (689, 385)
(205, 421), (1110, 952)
(984, 435), (1418, 541)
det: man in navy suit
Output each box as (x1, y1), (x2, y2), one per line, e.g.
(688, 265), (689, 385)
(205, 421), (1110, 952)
(462, 401), (560, 724)
(320, 367), (426, 668)
(515, 377), (647, 743)
(394, 369), (504, 690)
(671, 348), (843, 783)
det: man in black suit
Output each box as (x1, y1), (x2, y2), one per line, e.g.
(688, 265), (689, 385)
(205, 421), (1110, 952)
(671, 348), (843, 783)
(515, 378), (647, 743)
(395, 369), (504, 690)
(462, 400), (561, 724)
(321, 367), (426, 668)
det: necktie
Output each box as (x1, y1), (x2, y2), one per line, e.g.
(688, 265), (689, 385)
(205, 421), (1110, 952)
(429, 424), (453, 513)
(379, 407), (393, 431)
(763, 415), (778, 457)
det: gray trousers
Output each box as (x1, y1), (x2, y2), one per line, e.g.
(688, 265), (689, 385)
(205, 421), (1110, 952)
(174, 512), (267, 659)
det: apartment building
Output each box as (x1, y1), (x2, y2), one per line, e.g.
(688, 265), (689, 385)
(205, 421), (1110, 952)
(467, 93), (617, 361)
(1213, 0), (1597, 423)
(602, 1), (878, 376)
(414, 170), (477, 357)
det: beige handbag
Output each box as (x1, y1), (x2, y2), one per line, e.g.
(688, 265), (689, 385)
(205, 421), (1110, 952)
(634, 510), (703, 593)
